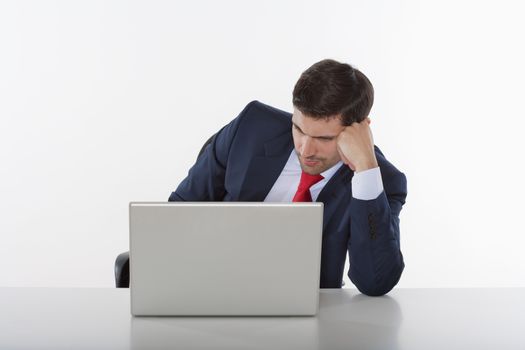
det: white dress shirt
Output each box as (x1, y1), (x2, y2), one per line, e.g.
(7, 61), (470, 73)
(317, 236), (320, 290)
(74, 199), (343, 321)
(264, 150), (384, 202)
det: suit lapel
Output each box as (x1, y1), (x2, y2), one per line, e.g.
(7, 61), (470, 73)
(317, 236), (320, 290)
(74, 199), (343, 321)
(317, 164), (354, 231)
(238, 131), (294, 201)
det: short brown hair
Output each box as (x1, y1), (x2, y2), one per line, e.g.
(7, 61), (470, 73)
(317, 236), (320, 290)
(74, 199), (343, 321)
(292, 59), (374, 126)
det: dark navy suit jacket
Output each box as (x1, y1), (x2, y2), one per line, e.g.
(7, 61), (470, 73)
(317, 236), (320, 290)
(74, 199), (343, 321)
(169, 101), (407, 296)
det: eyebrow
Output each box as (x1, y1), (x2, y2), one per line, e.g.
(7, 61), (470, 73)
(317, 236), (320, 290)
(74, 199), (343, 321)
(292, 122), (337, 140)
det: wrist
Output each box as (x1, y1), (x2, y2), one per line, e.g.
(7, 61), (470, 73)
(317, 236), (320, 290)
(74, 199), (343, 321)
(354, 158), (378, 173)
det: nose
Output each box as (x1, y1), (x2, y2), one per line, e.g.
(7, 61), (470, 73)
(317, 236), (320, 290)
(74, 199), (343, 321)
(300, 136), (316, 158)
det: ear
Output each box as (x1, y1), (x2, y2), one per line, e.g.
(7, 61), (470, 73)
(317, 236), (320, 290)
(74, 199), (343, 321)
(366, 117), (371, 125)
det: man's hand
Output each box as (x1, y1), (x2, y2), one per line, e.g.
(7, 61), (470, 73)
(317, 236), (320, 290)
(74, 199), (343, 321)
(336, 117), (378, 172)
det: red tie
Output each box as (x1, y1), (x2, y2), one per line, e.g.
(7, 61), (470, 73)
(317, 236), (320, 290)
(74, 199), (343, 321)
(292, 171), (324, 202)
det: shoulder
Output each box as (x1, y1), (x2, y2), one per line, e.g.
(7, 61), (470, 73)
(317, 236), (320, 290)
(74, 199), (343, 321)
(214, 101), (291, 148)
(237, 100), (292, 129)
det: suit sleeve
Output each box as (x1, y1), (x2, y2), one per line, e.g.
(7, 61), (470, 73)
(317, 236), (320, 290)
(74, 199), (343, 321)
(168, 102), (255, 202)
(347, 169), (408, 296)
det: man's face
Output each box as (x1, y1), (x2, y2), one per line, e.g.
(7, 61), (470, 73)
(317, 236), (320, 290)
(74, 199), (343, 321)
(291, 108), (346, 175)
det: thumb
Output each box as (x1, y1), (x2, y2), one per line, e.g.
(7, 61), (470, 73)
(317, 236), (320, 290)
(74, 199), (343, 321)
(337, 146), (351, 165)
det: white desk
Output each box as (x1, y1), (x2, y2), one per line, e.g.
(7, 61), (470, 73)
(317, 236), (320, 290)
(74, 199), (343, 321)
(1, 287), (524, 349)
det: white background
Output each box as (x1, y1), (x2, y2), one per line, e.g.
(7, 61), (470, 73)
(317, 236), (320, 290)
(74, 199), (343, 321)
(1, 0), (524, 288)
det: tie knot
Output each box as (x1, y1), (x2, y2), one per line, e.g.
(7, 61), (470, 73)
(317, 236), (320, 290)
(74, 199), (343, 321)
(297, 171), (324, 190)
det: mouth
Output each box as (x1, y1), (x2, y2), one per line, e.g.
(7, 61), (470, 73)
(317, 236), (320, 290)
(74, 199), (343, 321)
(303, 159), (320, 166)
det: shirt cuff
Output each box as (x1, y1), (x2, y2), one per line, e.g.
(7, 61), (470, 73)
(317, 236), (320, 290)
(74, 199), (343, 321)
(351, 167), (384, 200)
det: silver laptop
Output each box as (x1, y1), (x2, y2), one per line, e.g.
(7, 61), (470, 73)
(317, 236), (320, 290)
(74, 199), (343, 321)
(129, 202), (323, 316)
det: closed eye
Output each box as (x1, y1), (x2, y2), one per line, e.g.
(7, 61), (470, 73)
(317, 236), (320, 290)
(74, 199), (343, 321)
(293, 122), (336, 141)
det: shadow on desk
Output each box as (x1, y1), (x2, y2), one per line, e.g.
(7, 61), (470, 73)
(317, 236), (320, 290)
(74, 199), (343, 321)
(129, 290), (402, 350)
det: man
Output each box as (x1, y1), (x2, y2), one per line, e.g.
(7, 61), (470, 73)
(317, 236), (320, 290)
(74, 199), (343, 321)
(168, 59), (407, 296)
